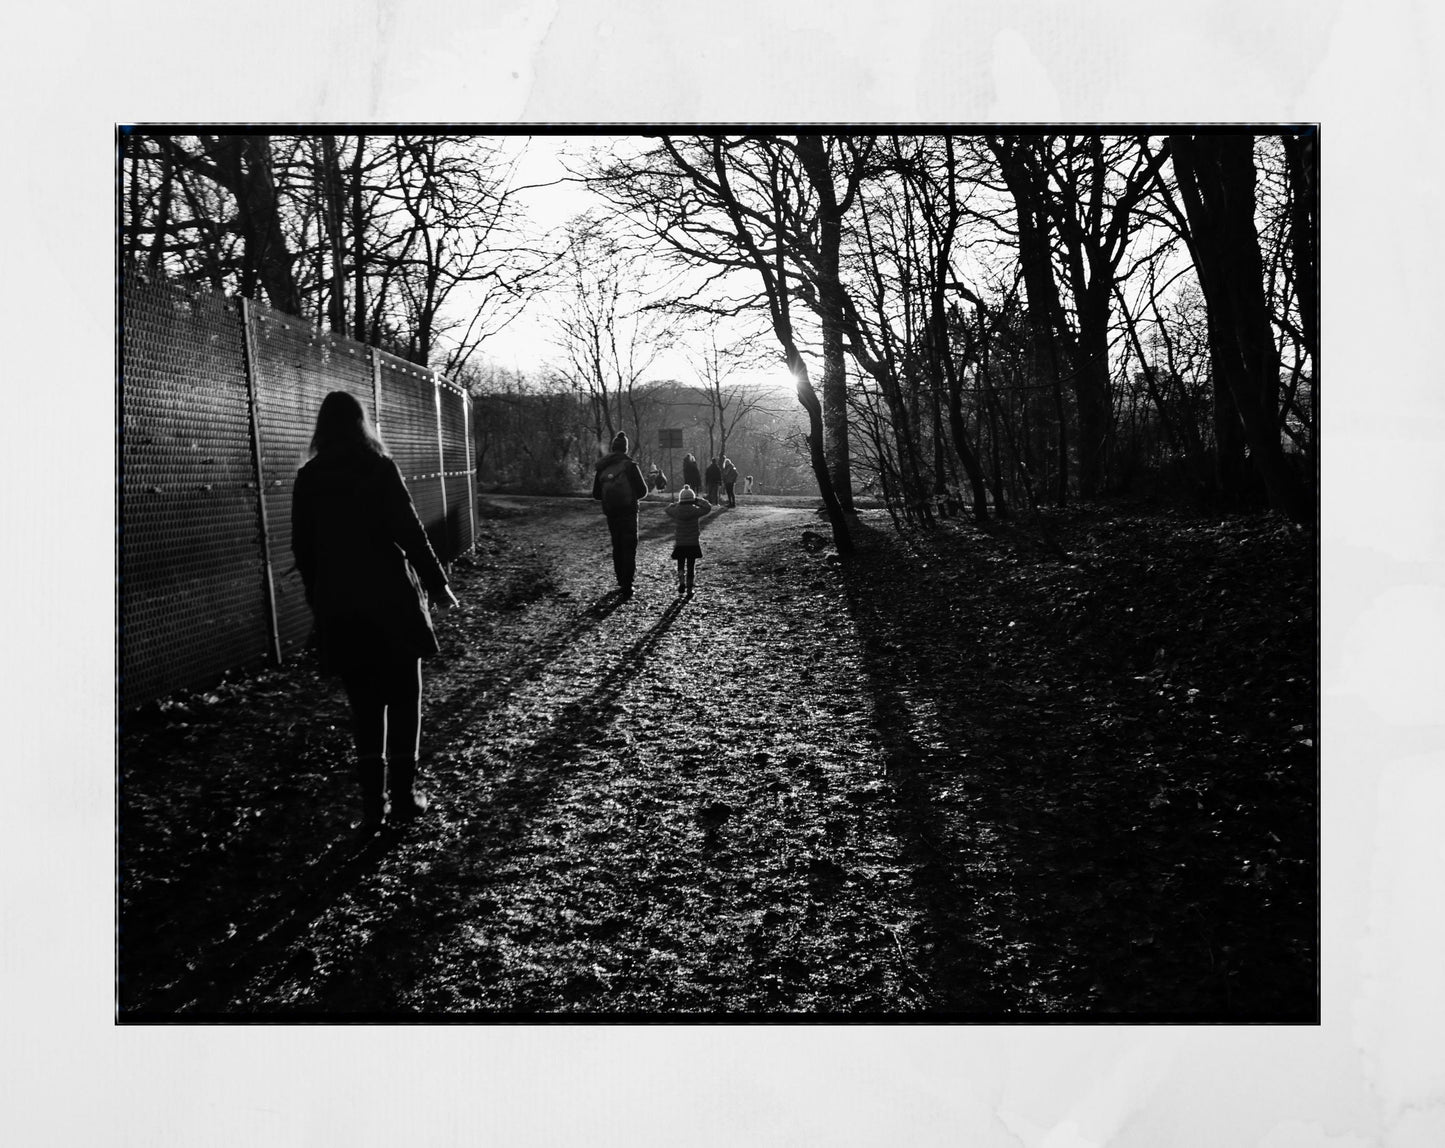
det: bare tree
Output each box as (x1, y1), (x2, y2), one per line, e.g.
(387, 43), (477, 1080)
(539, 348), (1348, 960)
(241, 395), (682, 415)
(588, 134), (857, 553)
(548, 218), (672, 449)
(123, 132), (548, 374)
(683, 329), (781, 469)
(125, 133), (304, 312)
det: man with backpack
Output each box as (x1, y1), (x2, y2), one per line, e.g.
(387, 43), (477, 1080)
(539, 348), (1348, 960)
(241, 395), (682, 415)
(591, 431), (649, 597)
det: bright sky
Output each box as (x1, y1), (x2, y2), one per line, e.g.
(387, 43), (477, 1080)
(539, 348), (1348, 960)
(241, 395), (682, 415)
(478, 134), (799, 397)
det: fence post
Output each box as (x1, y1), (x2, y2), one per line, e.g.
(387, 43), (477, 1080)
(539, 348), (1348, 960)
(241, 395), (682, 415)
(463, 389), (477, 555)
(371, 345), (383, 435)
(240, 297), (283, 665)
(433, 374), (450, 561)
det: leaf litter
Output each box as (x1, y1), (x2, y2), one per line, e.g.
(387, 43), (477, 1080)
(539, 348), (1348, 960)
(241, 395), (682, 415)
(119, 496), (1316, 1018)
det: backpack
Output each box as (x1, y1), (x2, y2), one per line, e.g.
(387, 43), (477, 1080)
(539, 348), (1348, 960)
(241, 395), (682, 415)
(599, 458), (634, 511)
(723, 462), (738, 484)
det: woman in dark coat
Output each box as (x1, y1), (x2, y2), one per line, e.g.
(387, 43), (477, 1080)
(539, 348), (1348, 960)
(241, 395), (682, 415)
(682, 452), (702, 493)
(292, 391), (458, 830)
(704, 457), (722, 504)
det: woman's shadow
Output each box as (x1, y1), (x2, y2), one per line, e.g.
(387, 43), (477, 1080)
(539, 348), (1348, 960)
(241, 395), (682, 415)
(123, 591), (682, 1017)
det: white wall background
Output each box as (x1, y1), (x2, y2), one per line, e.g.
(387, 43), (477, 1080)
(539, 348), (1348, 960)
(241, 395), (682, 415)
(4, 1), (1442, 1143)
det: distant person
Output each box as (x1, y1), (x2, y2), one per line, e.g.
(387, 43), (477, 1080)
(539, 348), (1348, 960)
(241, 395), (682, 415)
(647, 462), (668, 493)
(663, 485), (713, 595)
(744, 475), (755, 496)
(592, 431), (648, 597)
(721, 456), (739, 507)
(704, 457), (722, 504)
(682, 452), (702, 493)
(291, 391), (459, 832)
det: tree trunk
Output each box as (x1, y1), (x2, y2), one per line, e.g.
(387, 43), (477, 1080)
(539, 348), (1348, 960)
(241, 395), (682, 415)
(1282, 129), (1319, 481)
(977, 325), (1011, 518)
(146, 140), (175, 273)
(320, 135), (347, 334)
(992, 139), (1074, 504)
(1281, 130), (1319, 371)
(351, 135), (368, 343)
(930, 381), (948, 496)
(231, 136), (302, 314)
(820, 317), (853, 510)
(1211, 364), (1253, 510)
(1170, 134), (1311, 525)
(796, 136), (855, 512)
(790, 348), (854, 556)
(938, 321), (991, 522)
(1073, 290), (1115, 497)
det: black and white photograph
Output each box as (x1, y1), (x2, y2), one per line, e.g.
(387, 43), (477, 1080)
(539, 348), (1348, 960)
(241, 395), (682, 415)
(4, 0), (1443, 1141)
(116, 128), (1319, 1021)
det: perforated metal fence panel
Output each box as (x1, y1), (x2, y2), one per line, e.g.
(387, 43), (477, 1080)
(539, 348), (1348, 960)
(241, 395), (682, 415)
(121, 275), (272, 706)
(439, 382), (473, 560)
(120, 273), (476, 710)
(376, 350), (449, 559)
(248, 307), (378, 657)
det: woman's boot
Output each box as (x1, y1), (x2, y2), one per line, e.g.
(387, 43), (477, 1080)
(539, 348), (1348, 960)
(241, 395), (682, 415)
(387, 758), (429, 821)
(355, 756), (387, 831)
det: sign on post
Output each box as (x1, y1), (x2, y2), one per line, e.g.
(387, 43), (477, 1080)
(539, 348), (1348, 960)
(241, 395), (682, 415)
(658, 428), (683, 501)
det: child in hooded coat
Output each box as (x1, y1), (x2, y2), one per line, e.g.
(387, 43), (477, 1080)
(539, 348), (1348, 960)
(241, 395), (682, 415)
(663, 484), (713, 594)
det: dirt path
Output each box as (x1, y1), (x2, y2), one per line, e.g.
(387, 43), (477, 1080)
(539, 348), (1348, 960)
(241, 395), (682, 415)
(124, 498), (929, 1014)
(350, 497), (926, 1014)
(120, 495), (1316, 1018)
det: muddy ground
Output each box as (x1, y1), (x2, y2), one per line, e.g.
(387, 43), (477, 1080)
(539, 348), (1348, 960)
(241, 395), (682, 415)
(119, 494), (1317, 1019)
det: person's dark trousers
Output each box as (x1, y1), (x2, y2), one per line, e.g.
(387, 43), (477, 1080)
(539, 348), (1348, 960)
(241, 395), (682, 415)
(341, 655), (423, 825)
(606, 509), (639, 591)
(676, 557), (696, 591)
(341, 656), (422, 763)
(725, 483), (736, 508)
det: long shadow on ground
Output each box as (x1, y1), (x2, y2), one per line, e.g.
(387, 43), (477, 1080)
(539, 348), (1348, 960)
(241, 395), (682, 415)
(249, 596), (689, 1014)
(119, 573), (630, 1016)
(839, 514), (1317, 1020)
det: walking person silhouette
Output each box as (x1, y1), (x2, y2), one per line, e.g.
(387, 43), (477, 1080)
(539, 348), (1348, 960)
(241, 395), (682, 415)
(704, 457), (722, 504)
(592, 431), (648, 598)
(682, 452), (702, 494)
(721, 456), (739, 507)
(291, 391), (458, 832)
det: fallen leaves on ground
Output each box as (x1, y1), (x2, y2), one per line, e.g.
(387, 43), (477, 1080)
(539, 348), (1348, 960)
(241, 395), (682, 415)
(119, 495), (1316, 1019)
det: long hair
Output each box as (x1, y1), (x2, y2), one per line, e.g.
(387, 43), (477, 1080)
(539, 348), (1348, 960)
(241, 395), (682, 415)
(309, 390), (389, 458)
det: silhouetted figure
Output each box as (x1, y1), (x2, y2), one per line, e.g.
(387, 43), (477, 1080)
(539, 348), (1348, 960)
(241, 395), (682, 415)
(682, 452), (702, 493)
(663, 484), (713, 594)
(592, 431), (648, 597)
(704, 457), (722, 504)
(292, 391), (458, 832)
(721, 456), (738, 507)
(647, 462), (667, 492)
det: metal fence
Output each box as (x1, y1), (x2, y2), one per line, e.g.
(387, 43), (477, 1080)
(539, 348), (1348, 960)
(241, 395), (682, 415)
(120, 270), (476, 710)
